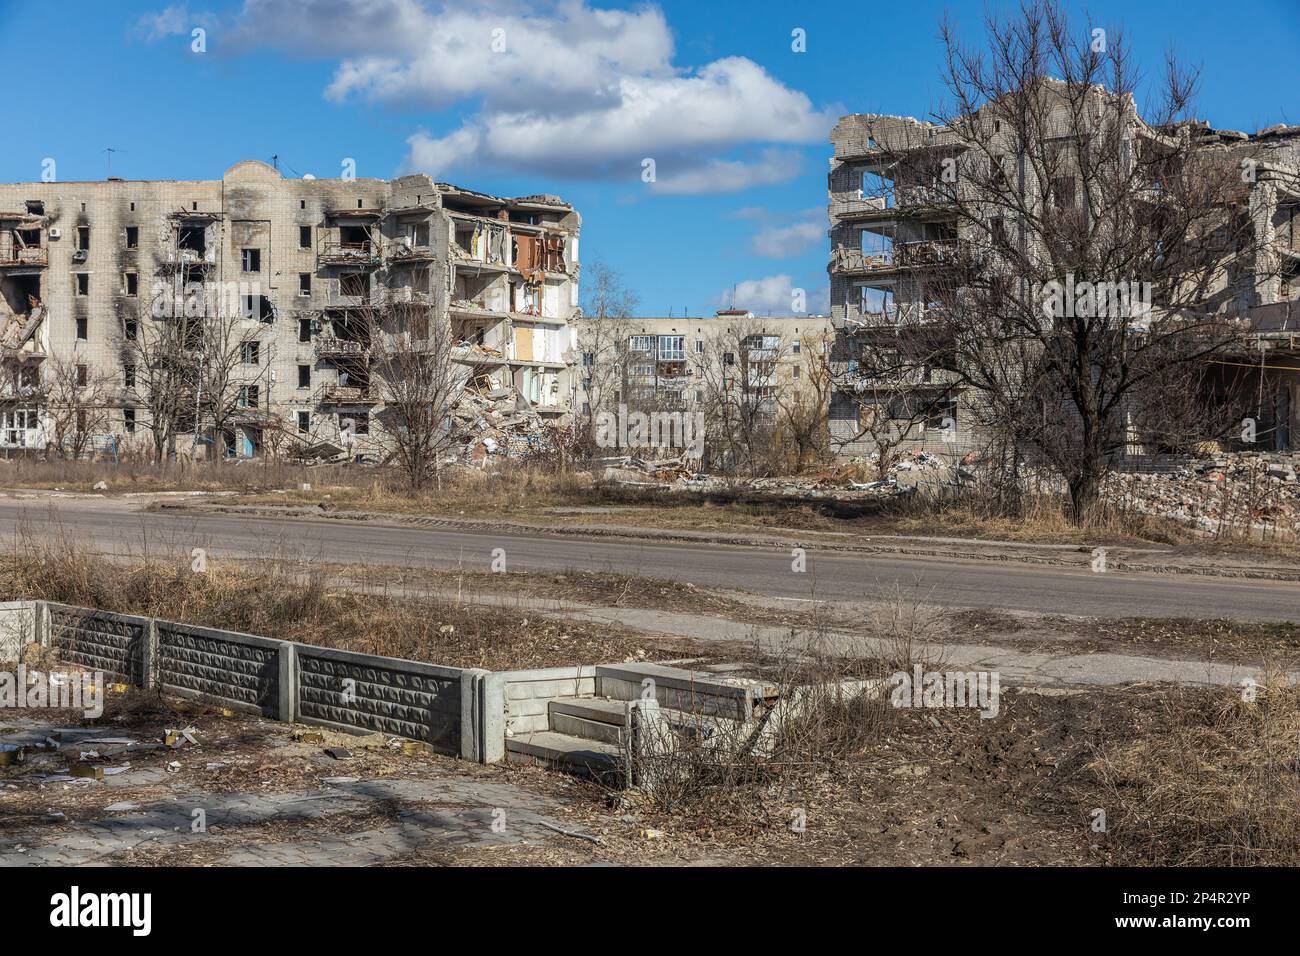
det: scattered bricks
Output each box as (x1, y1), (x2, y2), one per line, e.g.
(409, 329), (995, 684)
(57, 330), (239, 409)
(68, 763), (103, 781)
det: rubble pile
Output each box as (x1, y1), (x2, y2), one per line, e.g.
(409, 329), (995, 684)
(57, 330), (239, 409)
(1105, 452), (1299, 535)
(451, 382), (562, 463)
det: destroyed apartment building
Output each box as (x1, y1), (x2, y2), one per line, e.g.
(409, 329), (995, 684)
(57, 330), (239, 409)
(0, 161), (581, 461)
(827, 84), (1300, 461)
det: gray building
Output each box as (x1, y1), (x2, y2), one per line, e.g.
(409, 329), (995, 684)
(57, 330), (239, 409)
(0, 161), (581, 458)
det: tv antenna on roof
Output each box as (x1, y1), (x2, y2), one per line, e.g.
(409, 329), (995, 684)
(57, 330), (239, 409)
(102, 146), (126, 178)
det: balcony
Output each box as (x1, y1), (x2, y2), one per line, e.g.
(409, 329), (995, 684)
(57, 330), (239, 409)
(314, 336), (369, 358)
(158, 247), (215, 271)
(388, 242), (437, 265)
(830, 239), (959, 276)
(0, 245), (47, 268)
(317, 384), (376, 405)
(318, 241), (382, 268)
(829, 195), (889, 221)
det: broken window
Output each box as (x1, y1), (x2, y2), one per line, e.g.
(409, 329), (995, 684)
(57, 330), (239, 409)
(299, 226), (311, 249)
(238, 384), (259, 408)
(299, 273), (311, 295)
(76, 226), (90, 251)
(241, 248), (261, 273)
(178, 224), (206, 255)
(125, 226), (139, 249)
(242, 294), (274, 322)
(24, 200), (43, 216)
(298, 318), (312, 343)
(340, 273), (370, 300)
(338, 225), (369, 252)
(75, 364), (88, 387)
(298, 365), (311, 388)
(124, 319), (138, 341)
(241, 341), (260, 365)
(1051, 176), (1078, 210)
(123, 408), (136, 433)
(297, 410), (310, 433)
(628, 335), (653, 353)
(75, 274), (89, 296)
(123, 272), (137, 296)
(340, 412), (369, 435)
(123, 364), (136, 388)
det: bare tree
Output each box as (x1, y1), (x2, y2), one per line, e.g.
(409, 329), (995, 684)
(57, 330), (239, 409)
(852, 0), (1273, 520)
(199, 308), (276, 459)
(777, 329), (835, 470)
(42, 352), (114, 459)
(575, 261), (637, 453)
(118, 314), (195, 462)
(827, 328), (956, 481)
(692, 321), (787, 475)
(369, 292), (464, 491)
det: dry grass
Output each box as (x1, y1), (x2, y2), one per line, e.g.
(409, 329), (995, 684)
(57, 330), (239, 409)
(0, 532), (701, 671)
(622, 599), (946, 821)
(1088, 675), (1300, 865)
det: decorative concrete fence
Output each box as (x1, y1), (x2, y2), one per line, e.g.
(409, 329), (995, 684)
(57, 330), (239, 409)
(7, 601), (483, 760)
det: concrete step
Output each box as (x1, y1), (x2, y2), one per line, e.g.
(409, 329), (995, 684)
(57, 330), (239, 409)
(550, 711), (627, 746)
(506, 731), (624, 783)
(549, 696), (626, 725)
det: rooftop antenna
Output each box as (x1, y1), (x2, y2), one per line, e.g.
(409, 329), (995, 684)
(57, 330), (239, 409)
(102, 147), (125, 178)
(271, 154), (279, 172)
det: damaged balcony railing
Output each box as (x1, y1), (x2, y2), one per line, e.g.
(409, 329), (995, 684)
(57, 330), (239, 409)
(316, 384), (376, 404)
(0, 244), (48, 267)
(318, 240), (382, 266)
(314, 335), (369, 358)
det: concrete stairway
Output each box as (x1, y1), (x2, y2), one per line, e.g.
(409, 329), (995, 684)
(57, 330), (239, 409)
(503, 661), (779, 785)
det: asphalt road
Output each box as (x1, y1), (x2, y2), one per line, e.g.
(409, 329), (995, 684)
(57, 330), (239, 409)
(0, 497), (1295, 622)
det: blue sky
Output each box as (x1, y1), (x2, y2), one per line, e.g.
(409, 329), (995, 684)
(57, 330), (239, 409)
(1, 0), (1296, 317)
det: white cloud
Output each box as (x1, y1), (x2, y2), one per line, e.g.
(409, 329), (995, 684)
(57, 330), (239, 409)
(720, 274), (829, 316)
(751, 219), (824, 258)
(650, 151), (802, 196)
(142, 0), (838, 193)
(135, 4), (199, 41)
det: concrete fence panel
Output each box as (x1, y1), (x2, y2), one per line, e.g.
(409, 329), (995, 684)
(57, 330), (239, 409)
(156, 620), (293, 720)
(294, 645), (468, 756)
(0, 601), (37, 663)
(45, 603), (148, 686)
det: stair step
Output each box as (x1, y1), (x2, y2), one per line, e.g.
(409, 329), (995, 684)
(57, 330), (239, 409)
(550, 711), (627, 746)
(506, 732), (624, 782)
(549, 696), (626, 726)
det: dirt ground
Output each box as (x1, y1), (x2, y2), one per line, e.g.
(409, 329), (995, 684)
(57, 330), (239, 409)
(6, 679), (1281, 867)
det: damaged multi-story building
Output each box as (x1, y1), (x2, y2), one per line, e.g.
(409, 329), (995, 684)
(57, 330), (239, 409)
(827, 85), (1300, 460)
(0, 160), (580, 459)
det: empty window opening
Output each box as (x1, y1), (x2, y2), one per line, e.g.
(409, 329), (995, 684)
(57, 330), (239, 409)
(123, 408), (136, 432)
(123, 364), (136, 387)
(340, 273), (370, 299)
(125, 226), (139, 249)
(298, 318), (312, 343)
(123, 272), (137, 296)
(241, 248), (262, 272)
(178, 224), (206, 255)
(76, 315), (88, 339)
(75, 364), (88, 387)
(299, 225), (311, 248)
(25, 200), (43, 216)
(297, 364), (311, 388)
(339, 225), (369, 251)
(299, 273), (311, 295)
(75, 226), (89, 251)
(75, 274), (89, 296)
(241, 341), (261, 365)
(297, 410), (310, 433)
